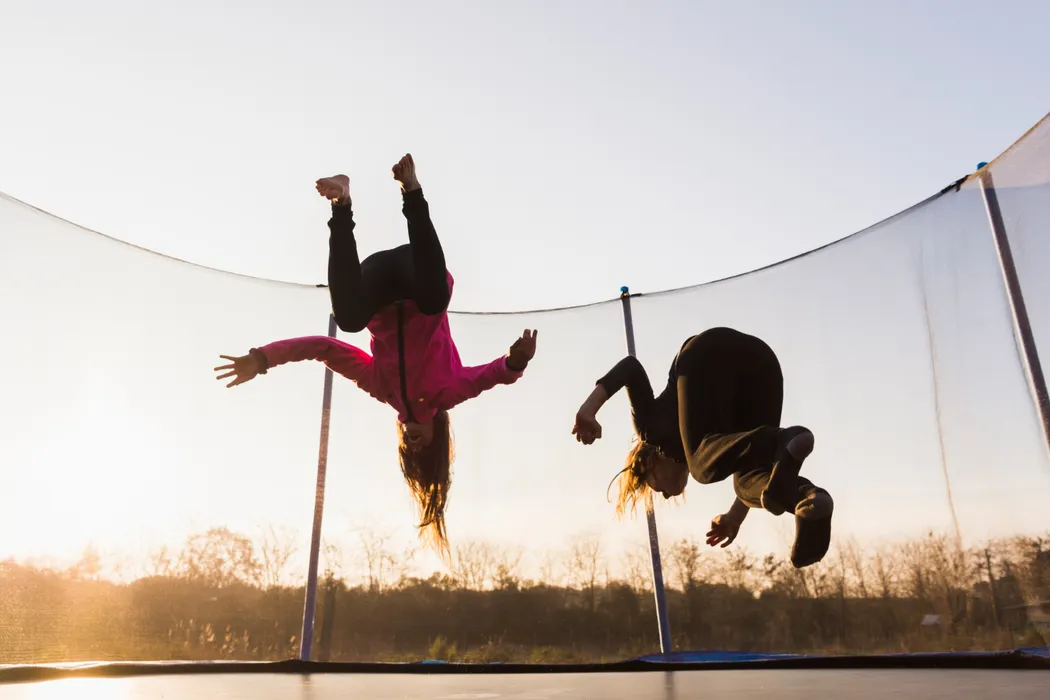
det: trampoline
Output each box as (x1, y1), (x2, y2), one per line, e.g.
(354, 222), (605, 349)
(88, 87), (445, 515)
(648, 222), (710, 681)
(2, 108), (1050, 697)
(0, 656), (1048, 698)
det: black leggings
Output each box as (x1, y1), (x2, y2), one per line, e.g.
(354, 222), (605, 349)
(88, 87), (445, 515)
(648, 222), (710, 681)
(327, 189), (450, 333)
(675, 327), (813, 507)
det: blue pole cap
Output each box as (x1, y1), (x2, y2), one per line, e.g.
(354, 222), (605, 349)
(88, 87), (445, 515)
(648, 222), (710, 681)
(977, 162), (989, 170)
(620, 285), (630, 294)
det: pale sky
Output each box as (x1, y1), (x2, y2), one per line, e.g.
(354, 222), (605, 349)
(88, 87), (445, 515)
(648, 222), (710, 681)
(2, 0), (1050, 583)
(3, 0), (1049, 309)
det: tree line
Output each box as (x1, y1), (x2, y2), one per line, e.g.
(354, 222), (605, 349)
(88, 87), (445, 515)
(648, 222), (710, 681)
(0, 526), (1047, 664)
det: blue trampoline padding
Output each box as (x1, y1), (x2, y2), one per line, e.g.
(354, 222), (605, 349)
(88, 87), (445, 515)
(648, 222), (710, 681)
(1018, 646), (1050, 658)
(636, 647), (1050, 663)
(637, 651), (799, 663)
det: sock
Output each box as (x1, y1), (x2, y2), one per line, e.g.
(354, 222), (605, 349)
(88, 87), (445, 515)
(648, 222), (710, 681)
(796, 488), (834, 521)
(785, 430), (814, 461)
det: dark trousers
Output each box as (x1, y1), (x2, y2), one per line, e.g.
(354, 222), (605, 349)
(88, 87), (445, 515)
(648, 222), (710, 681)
(675, 327), (813, 507)
(327, 189), (450, 334)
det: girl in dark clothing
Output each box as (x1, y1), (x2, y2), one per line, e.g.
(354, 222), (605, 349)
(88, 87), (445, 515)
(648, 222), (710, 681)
(572, 327), (833, 568)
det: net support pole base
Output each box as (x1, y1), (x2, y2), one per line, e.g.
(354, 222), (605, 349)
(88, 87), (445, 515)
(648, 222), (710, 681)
(619, 287), (674, 657)
(299, 313), (338, 662)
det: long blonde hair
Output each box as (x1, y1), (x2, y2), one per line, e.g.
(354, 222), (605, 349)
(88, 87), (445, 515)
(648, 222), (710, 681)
(397, 409), (454, 560)
(608, 436), (661, 519)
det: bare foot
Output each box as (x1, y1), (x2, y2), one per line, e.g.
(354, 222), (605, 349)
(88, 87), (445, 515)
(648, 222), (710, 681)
(315, 175), (351, 205)
(391, 154), (421, 193)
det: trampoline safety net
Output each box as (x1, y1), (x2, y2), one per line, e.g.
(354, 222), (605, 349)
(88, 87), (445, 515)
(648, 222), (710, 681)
(1, 114), (1049, 667)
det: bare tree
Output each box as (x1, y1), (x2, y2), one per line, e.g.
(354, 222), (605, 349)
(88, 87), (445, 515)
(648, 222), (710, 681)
(176, 527), (262, 588)
(451, 540), (498, 590)
(146, 546), (174, 578)
(869, 545), (901, 599)
(667, 538), (705, 592)
(258, 525), (299, 590)
(321, 540), (345, 581)
(493, 546), (524, 589)
(806, 561), (836, 600)
(758, 553), (789, 596)
(926, 532), (973, 594)
(840, 539), (869, 598)
(67, 544), (102, 581)
(717, 547), (756, 592)
(538, 549), (561, 586)
(394, 542), (420, 586)
(900, 539), (930, 602)
(1005, 535), (1050, 605)
(619, 542), (653, 592)
(898, 531), (978, 632)
(355, 527), (398, 592)
(826, 549), (849, 598)
(568, 533), (604, 612)
(102, 549), (136, 583)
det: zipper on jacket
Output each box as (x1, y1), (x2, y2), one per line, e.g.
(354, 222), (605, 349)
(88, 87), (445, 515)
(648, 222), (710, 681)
(396, 301), (417, 423)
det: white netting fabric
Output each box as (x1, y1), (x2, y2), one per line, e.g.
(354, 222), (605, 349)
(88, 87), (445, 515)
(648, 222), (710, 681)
(1, 114), (1048, 663)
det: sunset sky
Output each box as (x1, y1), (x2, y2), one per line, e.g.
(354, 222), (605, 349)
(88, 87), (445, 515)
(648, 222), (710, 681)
(2, 0), (1050, 582)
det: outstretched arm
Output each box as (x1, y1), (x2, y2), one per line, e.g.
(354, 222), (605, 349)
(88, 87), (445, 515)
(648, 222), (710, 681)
(442, 356), (524, 408)
(574, 356), (655, 444)
(440, 329), (537, 408)
(214, 336), (378, 398)
(599, 355), (656, 414)
(254, 336), (374, 386)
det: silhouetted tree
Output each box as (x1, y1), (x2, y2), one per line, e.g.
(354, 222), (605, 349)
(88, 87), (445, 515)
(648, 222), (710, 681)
(176, 527), (262, 588)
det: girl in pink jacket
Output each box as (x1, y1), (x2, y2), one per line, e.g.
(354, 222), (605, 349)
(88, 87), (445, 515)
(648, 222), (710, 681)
(215, 154), (538, 556)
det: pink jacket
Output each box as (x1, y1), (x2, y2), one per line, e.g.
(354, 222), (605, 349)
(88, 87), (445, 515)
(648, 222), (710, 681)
(253, 272), (524, 423)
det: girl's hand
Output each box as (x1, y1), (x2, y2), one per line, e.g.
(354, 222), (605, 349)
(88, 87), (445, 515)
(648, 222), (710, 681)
(705, 512), (742, 548)
(214, 353), (264, 388)
(508, 329), (538, 370)
(572, 409), (603, 445)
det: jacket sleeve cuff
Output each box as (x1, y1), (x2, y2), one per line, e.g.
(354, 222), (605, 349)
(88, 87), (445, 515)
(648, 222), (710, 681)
(249, 347), (271, 375)
(503, 356), (527, 378)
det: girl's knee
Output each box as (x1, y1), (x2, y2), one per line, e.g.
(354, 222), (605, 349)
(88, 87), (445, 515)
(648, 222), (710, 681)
(694, 473), (718, 485)
(690, 464), (718, 485)
(674, 333), (709, 375)
(416, 294), (450, 316)
(334, 310), (370, 334)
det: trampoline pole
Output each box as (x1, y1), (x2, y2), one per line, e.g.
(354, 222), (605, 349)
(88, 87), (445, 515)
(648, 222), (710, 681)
(299, 313), (338, 662)
(977, 166), (1050, 460)
(619, 287), (674, 656)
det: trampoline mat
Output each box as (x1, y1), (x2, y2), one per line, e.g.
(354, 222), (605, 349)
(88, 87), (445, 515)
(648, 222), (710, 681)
(0, 670), (1047, 699)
